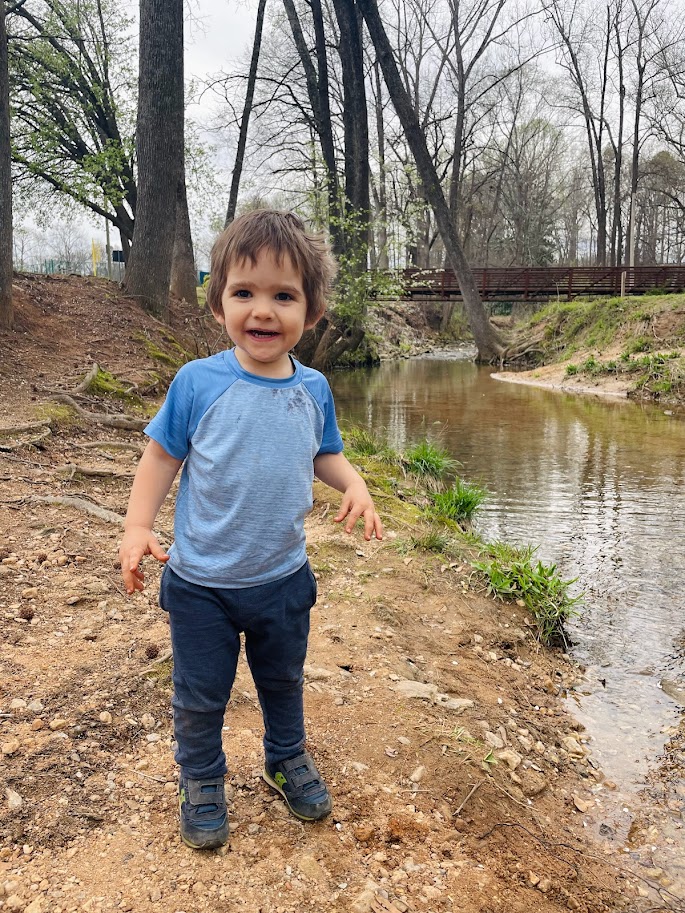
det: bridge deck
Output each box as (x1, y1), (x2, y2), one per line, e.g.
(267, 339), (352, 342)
(389, 266), (685, 301)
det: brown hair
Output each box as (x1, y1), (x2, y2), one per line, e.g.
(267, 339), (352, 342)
(207, 210), (337, 327)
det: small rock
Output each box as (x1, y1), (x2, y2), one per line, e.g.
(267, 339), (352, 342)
(6, 788), (22, 811)
(9, 699), (27, 710)
(99, 711), (112, 725)
(561, 736), (584, 756)
(495, 748), (522, 770)
(528, 872), (540, 887)
(391, 680), (438, 701)
(350, 761), (369, 773)
(573, 795), (593, 813)
(30, 720), (44, 731)
(149, 888), (162, 902)
(27, 700), (43, 713)
(438, 696), (475, 713)
(141, 713), (156, 730)
(350, 889), (376, 913)
(354, 825), (375, 843)
(304, 665), (334, 681)
(49, 718), (68, 731)
(5, 896), (23, 912)
(1, 739), (20, 756)
(537, 876), (552, 893)
(397, 736), (411, 746)
(484, 731), (505, 749)
(520, 770), (547, 797)
(409, 766), (426, 783)
(21, 587), (39, 599)
(24, 899), (44, 913)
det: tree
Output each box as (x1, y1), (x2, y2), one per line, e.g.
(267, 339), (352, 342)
(0, 0), (15, 329)
(356, 0), (502, 361)
(9, 0), (137, 257)
(123, 0), (184, 318)
(225, 0), (267, 227)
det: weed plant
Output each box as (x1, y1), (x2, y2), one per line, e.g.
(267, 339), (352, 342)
(472, 544), (581, 646)
(402, 440), (459, 480)
(430, 479), (487, 522)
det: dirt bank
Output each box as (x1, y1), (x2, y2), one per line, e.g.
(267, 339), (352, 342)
(0, 275), (666, 913)
(495, 293), (685, 408)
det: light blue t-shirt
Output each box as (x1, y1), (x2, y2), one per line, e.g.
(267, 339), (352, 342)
(145, 349), (343, 588)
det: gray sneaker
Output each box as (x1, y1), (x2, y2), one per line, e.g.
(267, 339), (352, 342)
(178, 776), (229, 849)
(263, 750), (332, 821)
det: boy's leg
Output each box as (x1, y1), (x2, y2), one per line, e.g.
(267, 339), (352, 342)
(162, 567), (241, 779)
(161, 567), (239, 848)
(242, 562), (331, 820)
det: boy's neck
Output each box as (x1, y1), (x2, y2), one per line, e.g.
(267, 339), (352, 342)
(232, 347), (295, 379)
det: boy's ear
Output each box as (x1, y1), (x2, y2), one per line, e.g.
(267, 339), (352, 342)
(304, 313), (322, 331)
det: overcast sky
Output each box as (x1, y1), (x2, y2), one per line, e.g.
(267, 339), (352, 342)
(185, 1), (257, 89)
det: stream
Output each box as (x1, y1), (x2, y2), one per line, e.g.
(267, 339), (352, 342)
(330, 351), (685, 902)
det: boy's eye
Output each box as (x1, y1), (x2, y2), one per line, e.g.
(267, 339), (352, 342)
(235, 289), (251, 298)
(275, 292), (293, 301)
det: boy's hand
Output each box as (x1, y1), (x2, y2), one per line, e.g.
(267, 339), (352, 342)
(119, 526), (169, 594)
(334, 480), (383, 542)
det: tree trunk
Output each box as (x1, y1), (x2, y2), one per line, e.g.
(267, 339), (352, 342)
(170, 171), (197, 305)
(331, 0), (370, 272)
(373, 62), (389, 269)
(356, 0), (502, 362)
(0, 1), (13, 330)
(225, 0), (267, 227)
(282, 0), (342, 253)
(123, 0), (184, 319)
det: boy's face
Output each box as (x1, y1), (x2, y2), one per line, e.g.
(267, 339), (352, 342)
(216, 249), (313, 378)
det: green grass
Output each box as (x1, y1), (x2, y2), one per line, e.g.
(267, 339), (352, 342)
(402, 440), (459, 480)
(430, 479), (487, 523)
(472, 544), (581, 646)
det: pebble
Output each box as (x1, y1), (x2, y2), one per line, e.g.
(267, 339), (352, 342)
(99, 712), (112, 725)
(9, 699), (27, 710)
(141, 714), (156, 730)
(561, 736), (584, 756)
(27, 701), (44, 713)
(1, 739), (20, 756)
(297, 855), (328, 883)
(6, 788), (22, 811)
(49, 719), (68, 731)
(354, 825), (375, 843)
(350, 889), (376, 913)
(150, 888), (162, 902)
(409, 766), (426, 783)
(495, 748), (522, 771)
(5, 896), (23, 911)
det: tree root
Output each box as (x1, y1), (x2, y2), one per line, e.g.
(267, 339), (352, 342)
(75, 363), (101, 393)
(54, 463), (136, 481)
(27, 495), (126, 525)
(0, 422), (52, 451)
(49, 393), (147, 431)
(70, 441), (144, 455)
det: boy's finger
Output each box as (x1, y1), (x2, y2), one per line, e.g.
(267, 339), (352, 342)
(333, 496), (351, 523)
(149, 541), (169, 563)
(344, 506), (363, 533)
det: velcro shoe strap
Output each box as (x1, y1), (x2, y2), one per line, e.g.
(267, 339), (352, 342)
(186, 778), (225, 807)
(280, 753), (321, 790)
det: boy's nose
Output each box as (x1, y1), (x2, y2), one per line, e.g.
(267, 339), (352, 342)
(250, 296), (274, 318)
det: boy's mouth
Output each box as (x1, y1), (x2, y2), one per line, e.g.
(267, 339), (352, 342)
(247, 329), (279, 339)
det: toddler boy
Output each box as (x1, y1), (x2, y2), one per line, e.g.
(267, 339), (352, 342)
(119, 210), (382, 849)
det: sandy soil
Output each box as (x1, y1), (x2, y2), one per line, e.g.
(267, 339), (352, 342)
(0, 275), (672, 913)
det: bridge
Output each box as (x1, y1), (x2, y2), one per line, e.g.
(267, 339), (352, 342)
(391, 266), (685, 302)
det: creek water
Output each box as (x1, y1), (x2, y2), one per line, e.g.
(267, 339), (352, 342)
(330, 351), (685, 896)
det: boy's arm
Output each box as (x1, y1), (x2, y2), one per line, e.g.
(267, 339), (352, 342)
(313, 451), (383, 542)
(119, 439), (184, 594)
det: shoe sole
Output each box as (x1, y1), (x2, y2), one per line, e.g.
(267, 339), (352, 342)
(262, 768), (331, 821)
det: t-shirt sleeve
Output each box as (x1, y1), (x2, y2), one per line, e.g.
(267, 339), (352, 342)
(317, 378), (344, 455)
(144, 366), (194, 460)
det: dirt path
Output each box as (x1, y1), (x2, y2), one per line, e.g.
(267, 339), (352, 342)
(0, 276), (667, 913)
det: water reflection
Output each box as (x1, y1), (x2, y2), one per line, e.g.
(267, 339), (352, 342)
(330, 358), (685, 785)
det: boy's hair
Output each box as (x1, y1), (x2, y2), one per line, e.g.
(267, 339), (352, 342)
(207, 210), (337, 327)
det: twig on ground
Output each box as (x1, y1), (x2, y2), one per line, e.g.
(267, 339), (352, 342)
(454, 780), (482, 815)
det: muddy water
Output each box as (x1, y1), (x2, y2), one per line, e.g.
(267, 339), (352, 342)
(330, 352), (685, 893)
